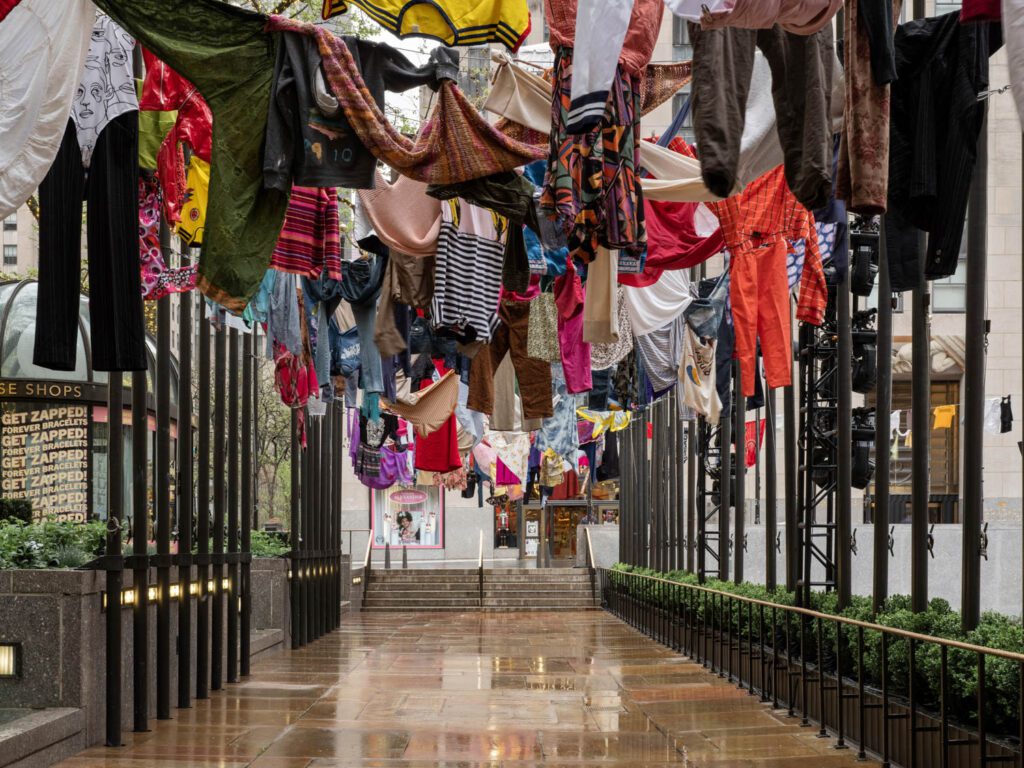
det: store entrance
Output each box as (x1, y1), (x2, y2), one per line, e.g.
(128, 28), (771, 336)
(547, 502), (589, 566)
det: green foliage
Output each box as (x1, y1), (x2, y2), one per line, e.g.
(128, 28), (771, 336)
(251, 530), (290, 557)
(0, 498), (33, 524)
(0, 518), (106, 569)
(609, 563), (1024, 737)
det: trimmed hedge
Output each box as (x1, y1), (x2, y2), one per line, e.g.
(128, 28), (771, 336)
(608, 563), (1024, 736)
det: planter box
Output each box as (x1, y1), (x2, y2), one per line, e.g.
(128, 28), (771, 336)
(0, 557), (291, 767)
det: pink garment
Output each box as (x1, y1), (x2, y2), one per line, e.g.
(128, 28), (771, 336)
(139, 176), (197, 300)
(495, 457), (521, 485)
(554, 261), (591, 393)
(701, 0), (842, 34)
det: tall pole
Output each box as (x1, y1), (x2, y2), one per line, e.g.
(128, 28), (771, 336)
(733, 362), (745, 583)
(720, 387), (732, 581)
(240, 330), (253, 675)
(961, 107), (988, 631)
(211, 325), (226, 688)
(154, 263), (171, 719)
(837, 255), (853, 610)
(105, 376), (124, 747)
(909, 0), (930, 617)
(766, 388), (778, 591)
(784, 319), (798, 592)
(177, 275), (193, 709)
(131, 367), (148, 732)
(873, 226), (893, 614)
(686, 419), (696, 572)
(226, 328), (240, 682)
(195, 299), (211, 699)
(290, 408), (302, 648)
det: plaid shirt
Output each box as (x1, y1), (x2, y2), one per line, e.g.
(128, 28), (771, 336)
(708, 166), (827, 326)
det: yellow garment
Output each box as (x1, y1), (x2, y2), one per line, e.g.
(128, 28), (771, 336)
(540, 449), (564, 487)
(175, 156), (209, 247)
(322, 0), (530, 50)
(576, 409), (632, 437)
(932, 404), (957, 430)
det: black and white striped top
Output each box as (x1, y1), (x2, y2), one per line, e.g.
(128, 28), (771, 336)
(431, 199), (508, 343)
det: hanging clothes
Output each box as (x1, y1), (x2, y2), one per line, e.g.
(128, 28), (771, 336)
(341, 253), (388, 396)
(385, 370), (458, 437)
(95, 0), (290, 311)
(320, 0), (531, 51)
(535, 365), (581, 464)
(933, 405), (957, 430)
(697, 0), (841, 32)
(414, 414), (462, 473)
(431, 199), (508, 344)
(835, 0), (902, 215)
(271, 186), (342, 281)
(35, 104), (146, 373)
(623, 267), (694, 338)
(468, 300), (554, 421)
(0, 0), (96, 219)
(542, 48), (646, 264)
(1002, 396), (1014, 434)
(636, 314), (686, 394)
(0, 0), (23, 22)
(554, 260), (593, 394)
(744, 418), (766, 468)
(583, 247), (619, 345)
(265, 31), (458, 191)
(983, 398), (1001, 435)
(688, 22), (837, 211)
(486, 431), (532, 485)
(175, 155), (210, 247)
(486, 53), (784, 204)
(710, 166), (827, 396)
(139, 175), (198, 301)
(269, 15), (545, 184)
(358, 171), (441, 258)
(679, 324), (722, 423)
(883, 12), (1001, 290)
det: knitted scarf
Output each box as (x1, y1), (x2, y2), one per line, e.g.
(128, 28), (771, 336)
(266, 15), (545, 183)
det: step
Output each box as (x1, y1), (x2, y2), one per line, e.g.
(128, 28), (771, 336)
(364, 596), (480, 605)
(366, 585), (481, 594)
(481, 598), (598, 608)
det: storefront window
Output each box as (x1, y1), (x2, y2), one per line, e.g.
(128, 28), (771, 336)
(370, 486), (444, 548)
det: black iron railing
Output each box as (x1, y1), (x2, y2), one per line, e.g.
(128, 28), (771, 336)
(599, 568), (1024, 768)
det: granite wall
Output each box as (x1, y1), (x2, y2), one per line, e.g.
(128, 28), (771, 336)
(0, 557), (292, 757)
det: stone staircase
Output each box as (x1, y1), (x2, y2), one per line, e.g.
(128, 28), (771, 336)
(362, 567), (600, 612)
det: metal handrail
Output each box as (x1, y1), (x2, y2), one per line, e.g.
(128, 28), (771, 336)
(362, 533), (373, 571)
(478, 529), (484, 569)
(339, 528), (371, 557)
(585, 527), (596, 571)
(601, 567), (1024, 664)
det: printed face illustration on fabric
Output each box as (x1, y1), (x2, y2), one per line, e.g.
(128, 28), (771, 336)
(73, 16), (137, 167)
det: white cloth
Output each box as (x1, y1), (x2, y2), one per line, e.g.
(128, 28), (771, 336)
(679, 325), (721, 424)
(0, 0), (97, 219)
(72, 14), (137, 168)
(984, 397), (1002, 435)
(623, 268), (693, 337)
(889, 410), (902, 440)
(567, 0), (634, 133)
(1005, 0), (1024, 124)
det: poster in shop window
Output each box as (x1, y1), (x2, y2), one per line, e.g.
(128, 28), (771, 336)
(0, 403), (90, 521)
(370, 486), (444, 549)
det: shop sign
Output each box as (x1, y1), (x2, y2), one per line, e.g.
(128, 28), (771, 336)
(0, 404), (90, 521)
(389, 489), (427, 505)
(0, 379), (105, 401)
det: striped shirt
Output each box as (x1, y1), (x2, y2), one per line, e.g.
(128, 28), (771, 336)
(271, 186), (342, 280)
(430, 199), (507, 343)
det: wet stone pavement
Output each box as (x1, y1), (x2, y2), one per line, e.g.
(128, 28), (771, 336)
(55, 611), (878, 767)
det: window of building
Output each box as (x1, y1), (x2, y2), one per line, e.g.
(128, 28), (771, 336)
(672, 15), (692, 59)
(866, 379), (961, 524)
(2, 245), (16, 267)
(931, 255), (967, 312)
(935, 0), (962, 15)
(3, 215), (15, 232)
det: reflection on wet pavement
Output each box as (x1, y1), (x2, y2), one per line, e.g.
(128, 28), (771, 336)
(53, 611), (878, 767)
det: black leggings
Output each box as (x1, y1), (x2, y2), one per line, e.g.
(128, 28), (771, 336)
(35, 114), (146, 372)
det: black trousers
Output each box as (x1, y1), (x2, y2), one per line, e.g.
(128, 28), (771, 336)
(35, 113), (146, 372)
